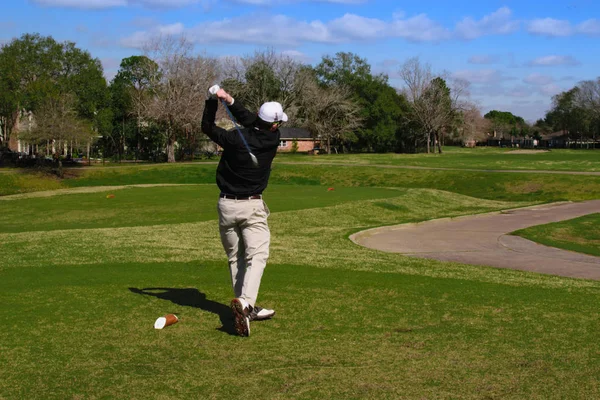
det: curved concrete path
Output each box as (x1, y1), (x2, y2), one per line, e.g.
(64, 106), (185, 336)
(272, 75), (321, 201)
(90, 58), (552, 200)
(351, 200), (600, 280)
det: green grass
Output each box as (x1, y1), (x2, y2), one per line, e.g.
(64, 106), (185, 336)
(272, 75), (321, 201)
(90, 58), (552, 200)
(1, 184), (599, 399)
(513, 213), (600, 257)
(277, 146), (600, 172)
(0, 184), (404, 233)
(0, 169), (65, 196)
(1, 154), (600, 399)
(269, 163), (600, 202)
(2, 161), (598, 202)
(2, 261), (598, 399)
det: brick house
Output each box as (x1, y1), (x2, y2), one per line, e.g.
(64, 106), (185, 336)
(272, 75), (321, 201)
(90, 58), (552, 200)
(277, 127), (318, 153)
(5, 110), (35, 154)
(218, 126), (318, 154)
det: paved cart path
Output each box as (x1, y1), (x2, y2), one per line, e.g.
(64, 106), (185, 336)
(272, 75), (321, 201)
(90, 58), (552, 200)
(351, 200), (600, 280)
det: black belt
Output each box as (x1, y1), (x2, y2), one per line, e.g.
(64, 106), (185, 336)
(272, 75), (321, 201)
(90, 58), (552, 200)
(220, 193), (262, 200)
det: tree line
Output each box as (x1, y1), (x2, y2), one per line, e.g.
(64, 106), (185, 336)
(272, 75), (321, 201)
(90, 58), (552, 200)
(538, 80), (600, 146)
(3, 33), (593, 164)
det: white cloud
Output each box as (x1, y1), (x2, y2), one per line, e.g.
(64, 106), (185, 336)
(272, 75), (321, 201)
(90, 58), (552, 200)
(33, 0), (127, 8)
(281, 50), (312, 63)
(390, 13), (450, 42)
(185, 15), (335, 46)
(134, 0), (207, 6)
(236, 0), (366, 3)
(328, 14), (388, 40)
(379, 59), (401, 68)
(115, 7), (600, 49)
(470, 85), (506, 98)
(131, 17), (160, 28)
(559, 75), (577, 82)
(577, 19), (600, 35)
(527, 55), (580, 66)
(121, 12), (453, 48)
(120, 31), (152, 48)
(455, 7), (520, 40)
(33, 0), (220, 9)
(120, 23), (187, 48)
(527, 17), (600, 37)
(528, 18), (573, 36)
(158, 23), (185, 35)
(452, 69), (513, 84)
(538, 84), (562, 96)
(506, 85), (533, 98)
(468, 55), (500, 65)
(91, 34), (113, 48)
(523, 73), (554, 86)
(33, 0), (366, 9)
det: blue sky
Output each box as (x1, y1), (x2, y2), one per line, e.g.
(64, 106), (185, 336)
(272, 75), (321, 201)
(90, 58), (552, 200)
(2, 0), (599, 121)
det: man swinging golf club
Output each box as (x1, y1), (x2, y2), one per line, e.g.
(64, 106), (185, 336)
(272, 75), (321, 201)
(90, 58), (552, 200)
(201, 85), (287, 337)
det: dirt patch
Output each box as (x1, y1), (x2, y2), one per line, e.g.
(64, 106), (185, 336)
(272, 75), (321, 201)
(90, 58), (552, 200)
(505, 150), (549, 154)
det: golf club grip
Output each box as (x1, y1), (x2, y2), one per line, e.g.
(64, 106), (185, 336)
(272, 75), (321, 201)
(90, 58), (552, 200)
(220, 99), (253, 154)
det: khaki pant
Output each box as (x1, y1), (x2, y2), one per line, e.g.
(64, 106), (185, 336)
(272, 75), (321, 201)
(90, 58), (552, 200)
(217, 197), (271, 307)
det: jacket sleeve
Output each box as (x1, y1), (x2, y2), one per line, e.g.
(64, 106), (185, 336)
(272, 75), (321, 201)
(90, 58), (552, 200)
(228, 100), (257, 128)
(201, 99), (237, 148)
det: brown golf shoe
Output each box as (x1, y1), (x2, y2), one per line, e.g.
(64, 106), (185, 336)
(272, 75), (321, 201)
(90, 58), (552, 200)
(230, 298), (251, 337)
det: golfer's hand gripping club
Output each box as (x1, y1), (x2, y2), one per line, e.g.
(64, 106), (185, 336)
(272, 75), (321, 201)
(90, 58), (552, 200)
(209, 85), (259, 168)
(208, 84), (220, 99)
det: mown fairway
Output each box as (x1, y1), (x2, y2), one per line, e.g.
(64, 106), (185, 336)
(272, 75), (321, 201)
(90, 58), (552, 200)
(1, 150), (599, 399)
(277, 147), (600, 172)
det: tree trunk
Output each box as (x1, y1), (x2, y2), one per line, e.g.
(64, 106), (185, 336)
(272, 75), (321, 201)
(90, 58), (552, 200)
(436, 132), (443, 154)
(426, 132), (431, 154)
(167, 135), (176, 163)
(327, 136), (331, 155)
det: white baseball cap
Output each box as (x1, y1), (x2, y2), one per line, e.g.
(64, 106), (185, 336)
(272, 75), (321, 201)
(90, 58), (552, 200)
(258, 102), (288, 123)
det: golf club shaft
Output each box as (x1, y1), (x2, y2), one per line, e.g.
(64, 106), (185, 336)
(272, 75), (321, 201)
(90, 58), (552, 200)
(219, 99), (255, 159)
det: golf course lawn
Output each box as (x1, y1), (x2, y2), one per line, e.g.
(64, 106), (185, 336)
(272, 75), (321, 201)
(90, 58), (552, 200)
(513, 213), (600, 257)
(1, 153), (599, 399)
(275, 147), (600, 172)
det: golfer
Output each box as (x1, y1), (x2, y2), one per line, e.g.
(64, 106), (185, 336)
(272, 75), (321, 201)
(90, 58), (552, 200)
(201, 86), (287, 337)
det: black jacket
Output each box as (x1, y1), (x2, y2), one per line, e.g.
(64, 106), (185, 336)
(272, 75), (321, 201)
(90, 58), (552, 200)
(201, 99), (281, 196)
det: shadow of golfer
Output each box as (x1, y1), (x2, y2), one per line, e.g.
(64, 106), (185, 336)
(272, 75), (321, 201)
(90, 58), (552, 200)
(128, 287), (235, 335)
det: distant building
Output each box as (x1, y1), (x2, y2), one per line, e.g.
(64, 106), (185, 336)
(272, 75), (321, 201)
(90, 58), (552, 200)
(8, 110), (35, 154)
(219, 125), (318, 154)
(277, 127), (318, 153)
(540, 131), (570, 148)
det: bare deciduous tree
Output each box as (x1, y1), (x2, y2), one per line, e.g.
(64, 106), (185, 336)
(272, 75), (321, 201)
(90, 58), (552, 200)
(20, 93), (92, 174)
(459, 102), (491, 145)
(220, 49), (309, 112)
(296, 72), (363, 154)
(576, 78), (600, 121)
(399, 57), (469, 153)
(142, 35), (218, 162)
